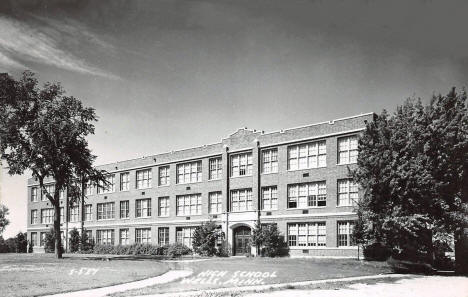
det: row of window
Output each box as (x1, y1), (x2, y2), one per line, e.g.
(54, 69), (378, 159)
(30, 180), (358, 224)
(30, 222), (355, 248)
(30, 136), (358, 201)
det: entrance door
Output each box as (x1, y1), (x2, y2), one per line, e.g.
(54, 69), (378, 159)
(234, 226), (251, 255)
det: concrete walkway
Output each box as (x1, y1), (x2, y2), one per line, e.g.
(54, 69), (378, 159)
(245, 275), (468, 297)
(43, 270), (193, 297)
(135, 274), (409, 297)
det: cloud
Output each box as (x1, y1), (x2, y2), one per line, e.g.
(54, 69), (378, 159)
(0, 51), (27, 70)
(0, 16), (120, 79)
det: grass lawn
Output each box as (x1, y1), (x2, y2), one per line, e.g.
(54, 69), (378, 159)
(111, 257), (392, 296)
(0, 253), (169, 297)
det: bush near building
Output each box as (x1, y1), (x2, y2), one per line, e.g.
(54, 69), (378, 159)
(251, 223), (289, 257)
(44, 229), (63, 253)
(192, 221), (223, 256)
(69, 228), (81, 253)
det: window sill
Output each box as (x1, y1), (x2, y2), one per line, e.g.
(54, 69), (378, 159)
(261, 171), (279, 175)
(176, 214), (202, 217)
(175, 181), (203, 185)
(287, 166), (327, 172)
(208, 178), (222, 182)
(119, 189), (130, 192)
(136, 187), (152, 190)
(229, 175), (253, 179)
(336, 162), (357, 166)
(158, 184), (170, 187)
(135, 216), (153, 219)
(286, 206), (327, 210)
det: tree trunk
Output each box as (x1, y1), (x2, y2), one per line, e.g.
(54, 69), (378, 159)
(455, 228), (468, 274)
(54, 204), (63, 259)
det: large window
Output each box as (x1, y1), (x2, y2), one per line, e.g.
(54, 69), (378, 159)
(136, 198), (152, 218)
(158, 197), (170, 217)
(230, 189), (253, 212)
(261, 186), (278, 210)
(176, 194), (202, 216)
(288, 141), (326, 170)
(31, 232), (37, 246)
(97, 202), (115, 220)
(97, 174), (115, 194)
(120, 172), (130, 191)
(176, 161), (202, 184)
(31, 210), (38, 224)
(176, 227), (196, 247)
(41, 208), (54, 224)
(42, 184), (55, 201)
(209, 192), (222, 214)
(262, 149), (278, 173)
(230, 152), (253, 177)
(135, 228), (151, 244)
(287, 182), (326, 208)
(40, 232), (46, 247)
(338, 221), (355, 247)
(120, 200), (130, 218)
(158, 166), (170, 186)
(337, 179), (359, 206)
(158, 227), (169, 246)
(60, 207), (64, 223)
(84, 204), (92, 221)
(136, 169), (152, 189)
(31, 187), (38, 202)
(120, 229), (129, 245)
(96, 229), (114, 245)
(59, 189), (66, 200)
(209, 158), (223, 180)
(338, 135), (358, 164)
(69, 205), (79, 222)
(288, 222), (326, 247)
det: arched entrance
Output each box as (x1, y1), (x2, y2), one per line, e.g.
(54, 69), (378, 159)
(233, 226), (251, 255)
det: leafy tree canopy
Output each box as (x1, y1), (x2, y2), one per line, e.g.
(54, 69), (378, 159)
(0, 204), (9, 236)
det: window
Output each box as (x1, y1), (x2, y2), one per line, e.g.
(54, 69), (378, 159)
(287, 182), (326, 208)
(120, 200), (130, 218)
(136, 169), (152, 189)
(84, 204), (92, 221)
(176, 194), (202, 216)
(97, 174), (115, 194)
(287, 222), (326, 247)
(158, 227), (169, 246)
(85, 181), (93, 196)
(120, 229), (129, 245)
(209, 192), (222, 214)
(338, 135), (358, 164)
(31, 232), (37, 246)
(230, 152), (253, 177)
(96, 229), (114, 245)
(261, 186), (278, 210)
(176, 161), (202, 184)
(136, 198), (151, 218)
(42, 184), (55, 201)
(97, 202), (115, 220)
(59, 189), (66, 200)
(230, 189), (253, 212)
(337, 179), (359, 206)
(135, 228), (151, 244)
(40, 232), (46, 246)
(288, 141), (326, 170)
(31, 187), (38, 202)
(60, 207), (64, 223)
(262, 149), (278, 173)
(158, 197), (170, 217)
(41, 208), (54, 224)
(158, 166), (170, 186)
(69, 205), (79, 222)
(31, 210), (38, 224)
(338, 221), (356, 247)
(85, 230), (93, 243)
(176, 227), (196, 247)
(209, 158), (223, 180)
(120, 172), (130, 191)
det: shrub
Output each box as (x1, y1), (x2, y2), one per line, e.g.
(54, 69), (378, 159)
(165, 243), (192, 258)
(251, 223), (289, 257)
(69, 228), (80, 253)
(192, 221), (222, 256)
(0, 236), (9, 253)
(28, 241), (33, 253)
(92, 243), (165, 255)
(363, 242), (392, 261)
(80, 231), (94, 252)
(44, 228), (63, 253)
(387, 256), (436, 274)
(215, 240), (230, 257)
(15, 232), (28, 253)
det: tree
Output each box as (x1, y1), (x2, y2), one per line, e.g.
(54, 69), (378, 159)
(69, 228), (80, 253)
(0, 204), (9, 236)
(251, 223), (288, 257)
(353, 88), (468, 271)
(192, 221), (222, 256)
(0, 71), (107, 258)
